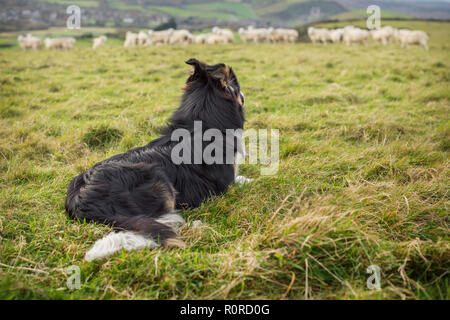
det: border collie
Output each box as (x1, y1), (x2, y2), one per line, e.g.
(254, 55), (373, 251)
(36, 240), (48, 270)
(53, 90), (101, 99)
(65, 58), (250, 261)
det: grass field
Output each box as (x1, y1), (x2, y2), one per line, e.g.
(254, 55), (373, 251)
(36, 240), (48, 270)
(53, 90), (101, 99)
(0, 20), (449, 299)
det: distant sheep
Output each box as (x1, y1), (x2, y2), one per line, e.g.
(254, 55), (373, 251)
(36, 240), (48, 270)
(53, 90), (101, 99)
(343, 26), (369, 46)
(193, 34), (209, 44)
(329, 28), (344, 43)
(285, 29), (299, 43)
(92, 35), (107, 49)
(252, 27), (272, 43)
(205, 34), (231, 45)
(18, 34), (42, 50)
(395, 29), (429, 50)
(124, 31), (138, 47)
(270, 28), (298, 43)
(168, 29), (194, 45)
(44, 37), (76, 49)
(308, 27), (331, 44)
(138, 31), (151, 46)
(370, 26), (394, 45)
(148, 29), (173, 45)
(193, 33), (228, 45)
(64, 38), (76, 49)
(238, 27), (272, 43)
(238, 27), (257, 43)
(212, 26), (234, 43)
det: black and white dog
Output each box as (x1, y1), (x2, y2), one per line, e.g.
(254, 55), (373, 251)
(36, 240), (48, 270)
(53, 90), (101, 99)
(65, 59), (250, 261)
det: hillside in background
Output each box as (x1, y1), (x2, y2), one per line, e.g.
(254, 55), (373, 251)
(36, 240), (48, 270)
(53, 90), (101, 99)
(1, 0), (449, 31)
(334, 0), (450, 20)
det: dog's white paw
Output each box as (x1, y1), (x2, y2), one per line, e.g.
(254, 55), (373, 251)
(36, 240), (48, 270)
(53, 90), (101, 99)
(235, 175), (253, 186)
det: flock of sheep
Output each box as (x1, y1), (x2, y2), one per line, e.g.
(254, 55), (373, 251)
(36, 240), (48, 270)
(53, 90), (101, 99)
(18, 33), (76, 50)
(238, 26), (298, 43)
(17, 25), (429, 51)
(308, 25), (429, 49)
(122, 26), (299, 47)
(18, 25), (297, 50)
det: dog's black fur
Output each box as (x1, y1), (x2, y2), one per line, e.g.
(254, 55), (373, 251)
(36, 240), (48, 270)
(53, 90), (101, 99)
(65, 58), (245, 245)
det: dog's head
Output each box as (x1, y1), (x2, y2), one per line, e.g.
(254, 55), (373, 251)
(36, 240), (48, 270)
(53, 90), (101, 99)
(171, 58), (244, 131)
(185, 58), (245, 110)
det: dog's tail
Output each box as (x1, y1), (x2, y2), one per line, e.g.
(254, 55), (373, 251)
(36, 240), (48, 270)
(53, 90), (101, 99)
(65, 163), (185, 261)
(84, 213), (185, 261)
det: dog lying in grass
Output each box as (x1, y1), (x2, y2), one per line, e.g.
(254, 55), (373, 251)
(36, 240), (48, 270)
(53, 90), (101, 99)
(65, 58), (250, 261)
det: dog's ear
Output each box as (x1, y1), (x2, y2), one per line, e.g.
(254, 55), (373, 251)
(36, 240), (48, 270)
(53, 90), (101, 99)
(185, 58), (205, 77)
(206, 63), (230, 88)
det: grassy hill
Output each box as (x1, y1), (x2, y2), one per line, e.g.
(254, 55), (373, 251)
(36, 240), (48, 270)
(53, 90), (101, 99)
(0, 20), (448, 300)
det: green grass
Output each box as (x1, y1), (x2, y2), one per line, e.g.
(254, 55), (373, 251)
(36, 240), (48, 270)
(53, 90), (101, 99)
(0, 20), (449, 300)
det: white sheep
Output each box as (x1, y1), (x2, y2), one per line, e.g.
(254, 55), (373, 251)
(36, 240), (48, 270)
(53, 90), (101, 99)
(168, 29), (194, 45)
(254, 28), (272, 43)
(137, 31), (151, 46)
(270, 28), (298, 43)
(343, 27), (369, 46)
(193, 34), (209, 44)
(286, 29), (299, 43)
(63, 37), (76, 49)
(44, 37), (76, 50)
(44, 38), (57, 49)
(92, 35), (107, 49)
(370, 26), (394, 45)
(308, 27), (331, 44)
(329, 28), (344, 43)
(148, 29), (173, 45)
(18, 34), (42, 50)
(238, 27), (257, 43)
(205, 34), (230, 44)
(395, 29), (429, 50)
(124, 31), (138, 47)
(212, 26), (235, 43)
